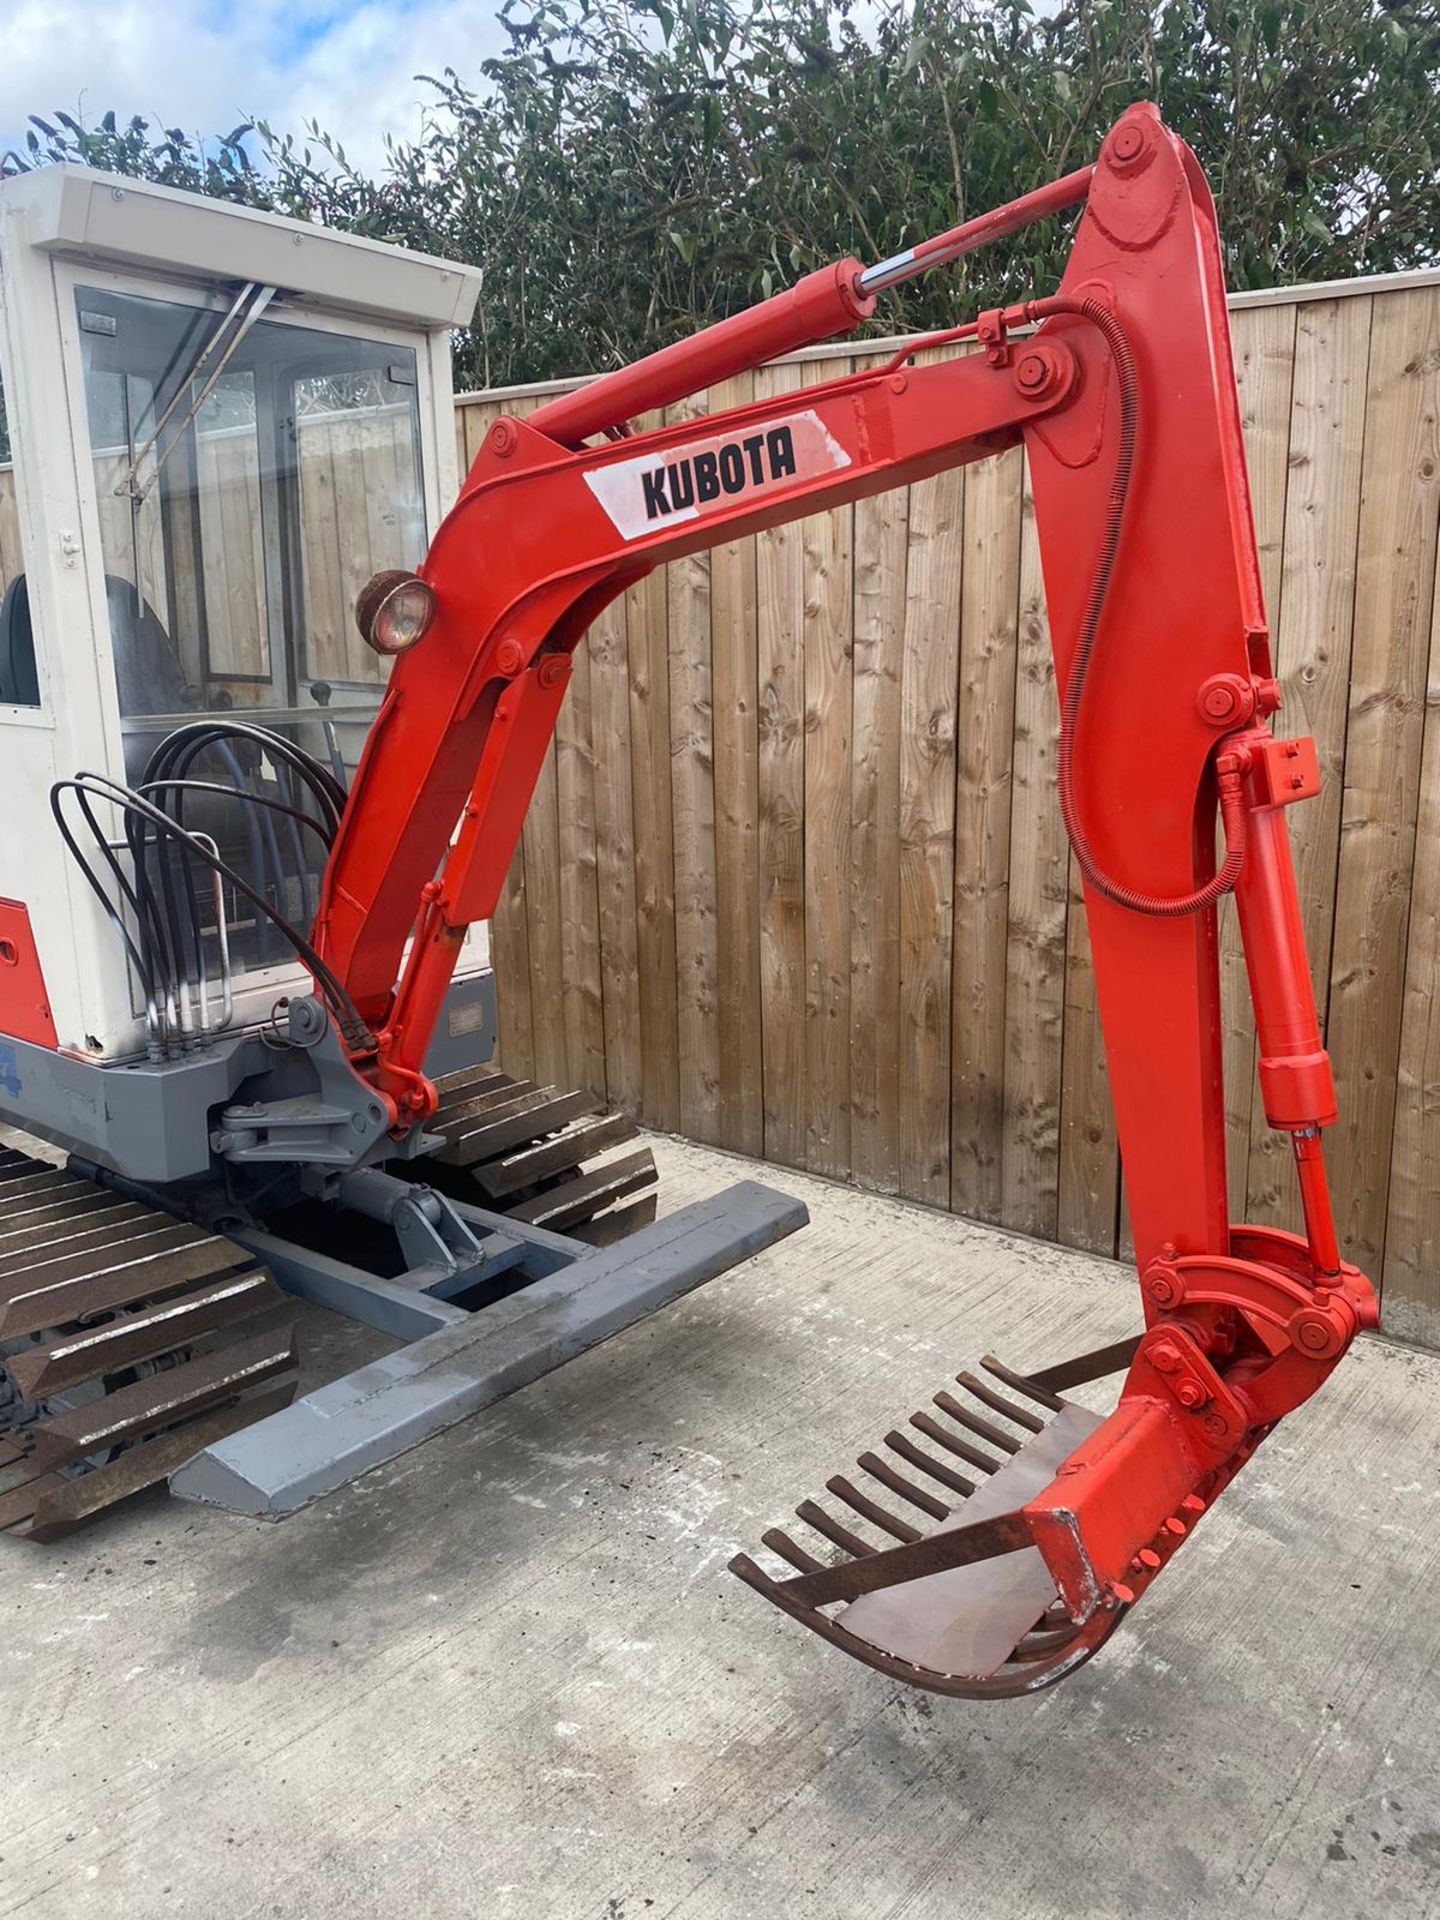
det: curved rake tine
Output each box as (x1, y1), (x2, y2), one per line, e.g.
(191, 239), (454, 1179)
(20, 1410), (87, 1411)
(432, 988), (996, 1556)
(826, 1475), (922, 1543)
(884, 1428), (976, 1498)
(955, 1371), (1046, 1434)
(1030, 1335), (1142, 1395)
(933, 1391), (1021, 1456)
(911, 1408), (1003, 1473)
(1011, 1627), (1080, 1663)
(980, 1355), (1065, 1413)
(796, 1498), (876, 1560)
(857, 1450), (950, 1522)
(761, 1527), (826, 1574)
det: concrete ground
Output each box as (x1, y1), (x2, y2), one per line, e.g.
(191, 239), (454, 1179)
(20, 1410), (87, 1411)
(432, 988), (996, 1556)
(2, 1132), (1438, 1920)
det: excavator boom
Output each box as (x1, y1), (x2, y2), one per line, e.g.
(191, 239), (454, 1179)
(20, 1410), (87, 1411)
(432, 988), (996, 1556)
(313, 102), (1374, 1692)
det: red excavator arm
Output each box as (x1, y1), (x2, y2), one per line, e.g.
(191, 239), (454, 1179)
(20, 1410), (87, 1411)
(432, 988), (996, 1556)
(313, 103), (1377, 1693)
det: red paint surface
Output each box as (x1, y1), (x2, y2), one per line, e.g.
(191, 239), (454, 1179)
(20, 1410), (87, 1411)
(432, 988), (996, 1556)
(0, 899), (58, 1048)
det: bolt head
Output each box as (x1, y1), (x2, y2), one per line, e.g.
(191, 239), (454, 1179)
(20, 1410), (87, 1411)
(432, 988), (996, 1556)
(495, 638), (524, 677)
(1145, 1272), (1180, 1309)
(1112, 123), (1147, 164)
(1175, 1379), (1206, 1409)
(1202, 1411), (1228, 1439)
(1150, 1340), (1182, 1374)
(1296, 1315), (1333, 1354)
(1017, 352), (1047, 389)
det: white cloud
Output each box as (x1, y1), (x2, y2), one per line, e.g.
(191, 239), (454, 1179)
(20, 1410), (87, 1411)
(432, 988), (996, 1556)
(1, 0), (510, 175)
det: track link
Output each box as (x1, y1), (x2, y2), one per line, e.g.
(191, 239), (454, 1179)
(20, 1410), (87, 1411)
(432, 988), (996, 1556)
(422, 1067), (659, 1242)
(0, 1146), (298, 1541)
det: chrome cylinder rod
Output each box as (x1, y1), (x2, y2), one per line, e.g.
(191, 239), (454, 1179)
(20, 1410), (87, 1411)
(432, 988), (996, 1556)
(859, 164), (1094, 296)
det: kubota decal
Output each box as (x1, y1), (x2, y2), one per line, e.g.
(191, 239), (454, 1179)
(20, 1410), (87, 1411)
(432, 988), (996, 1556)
(583, 409), (853, 541)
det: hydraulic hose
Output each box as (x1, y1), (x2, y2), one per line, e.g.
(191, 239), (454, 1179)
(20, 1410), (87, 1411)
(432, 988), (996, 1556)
(1021, 294), (1248, 918)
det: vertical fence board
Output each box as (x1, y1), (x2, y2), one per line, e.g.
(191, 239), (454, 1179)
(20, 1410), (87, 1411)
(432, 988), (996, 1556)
(627, 557), (681, 1131)
(1326, 288), (1440, 1281)
(898, 430), (964, 1206)
(521, 738), (568, 1089)
(802, 359), (855, 1177)
(1245, 297), (1373, 1229)
(952, 444), (1022, 1224)
(1002, 459), (1068, 1239)
(755, 361), (808, 1167)
(668, 393), (723, 1144)
(555, 644), (608, 1097)
(850, 483), (908, 1193)
(709, 378), (765, 1156)
(1384, 570), (1440, 1341)
(1058, 855), (1119, 1257)
(1219, 304), (1297, 1212)
(0, 468), (21, 593)
(587, 594), (643, 1113)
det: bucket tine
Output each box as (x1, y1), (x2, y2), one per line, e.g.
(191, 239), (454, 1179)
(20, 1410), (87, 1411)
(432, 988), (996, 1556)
(932, 1391), (1021, 1455)
(953, 1371), (1047, 1434)
(883, 1429), (976, 1498)
(979, 1355), (1066, 1412)
(825, 1475), (922, 1543)
(1029, 1335), (1142, 1394)
(761, 1528), (826, 1574)
(856, 1451), (951, 1521)
(909, 1409), (1001, 1474)
(795, 1498), (875, 1559)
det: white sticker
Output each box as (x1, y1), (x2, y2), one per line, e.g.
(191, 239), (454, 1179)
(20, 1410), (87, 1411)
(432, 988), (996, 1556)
(583, 408), (853, 541)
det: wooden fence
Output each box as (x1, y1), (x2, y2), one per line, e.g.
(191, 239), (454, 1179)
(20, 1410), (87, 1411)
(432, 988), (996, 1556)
(457, 270), (1440, 1346)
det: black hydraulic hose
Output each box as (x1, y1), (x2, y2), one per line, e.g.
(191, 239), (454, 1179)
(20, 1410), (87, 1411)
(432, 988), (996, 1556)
(274, 756), (317, 929)
(50, 783), (167, 1050)
(146, 734), (276, 966)
(136, 778), (333, 846)
(143, 718), (347, 834)
(1020, 294), (1248, 918)
(54, 773), (376, 1053)
(138, 775), (334, 991)
(153, 721), (348, 958)
(125, 785), (194, 1030)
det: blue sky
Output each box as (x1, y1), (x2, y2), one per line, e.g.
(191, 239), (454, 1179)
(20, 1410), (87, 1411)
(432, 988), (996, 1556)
(3, 0), (512, 175)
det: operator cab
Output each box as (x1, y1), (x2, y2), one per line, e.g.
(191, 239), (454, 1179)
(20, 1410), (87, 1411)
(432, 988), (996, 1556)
(0, 166), (487, 1061)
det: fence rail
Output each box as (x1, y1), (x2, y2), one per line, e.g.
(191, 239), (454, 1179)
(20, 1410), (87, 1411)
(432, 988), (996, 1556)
(457, 271), (1440, 1346)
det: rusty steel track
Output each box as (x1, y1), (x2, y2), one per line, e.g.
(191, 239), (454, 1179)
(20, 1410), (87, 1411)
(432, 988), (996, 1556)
(0, 1145), (298, 1541)
(422, 1067), (659, 1243)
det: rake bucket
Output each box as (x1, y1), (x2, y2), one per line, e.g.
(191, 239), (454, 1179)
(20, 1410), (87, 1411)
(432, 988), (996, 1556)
(730, 1345), (1149, 1697)
(728, 1248), (1372, 1701)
